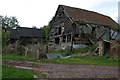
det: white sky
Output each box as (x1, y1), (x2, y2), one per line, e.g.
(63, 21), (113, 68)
(0, 0), (119, 28)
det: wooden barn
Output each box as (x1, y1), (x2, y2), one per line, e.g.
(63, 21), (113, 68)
(7, 27), (45, 45)
(49, 5), (120, 49)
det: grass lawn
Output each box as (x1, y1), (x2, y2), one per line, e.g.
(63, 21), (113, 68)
(2, 54), (119, 66)
(2, 54), (37, 61)
(39, 55), (119, 66)
(2, 65), (35, 78)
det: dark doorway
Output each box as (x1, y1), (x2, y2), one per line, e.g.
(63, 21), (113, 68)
(103, 41), (110, 56)
(55, 37), (60, 44)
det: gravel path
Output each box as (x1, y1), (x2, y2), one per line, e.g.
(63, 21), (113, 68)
(3, 59), (119, 78)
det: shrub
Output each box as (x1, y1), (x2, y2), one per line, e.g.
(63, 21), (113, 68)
(17, 45), (26, 55)
(2, 44), (26, 56)
(72, 45), (97, 55)
(64, 46), (73, 56)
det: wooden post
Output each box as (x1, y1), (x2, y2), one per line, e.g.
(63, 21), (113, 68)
(71, 34), (73, 51)
(46, 45), (48, 53)
(25, 47), (29, 57)
(66, 35), (67, 42)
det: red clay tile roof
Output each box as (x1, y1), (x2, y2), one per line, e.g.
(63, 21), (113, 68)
(61, 5), (118, 29)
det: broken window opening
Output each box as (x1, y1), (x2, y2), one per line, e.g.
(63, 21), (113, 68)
(55, 37), (60, 44)
(92, 27), (96, 34)
(58, 27), (62, 35)
(75, 34), (79, 37)
(62, 35), (66, 42)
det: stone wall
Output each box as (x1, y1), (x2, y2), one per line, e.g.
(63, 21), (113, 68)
(98, 41), (104, 56)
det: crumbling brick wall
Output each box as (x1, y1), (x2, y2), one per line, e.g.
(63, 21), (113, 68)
(110, 40), (120, 58)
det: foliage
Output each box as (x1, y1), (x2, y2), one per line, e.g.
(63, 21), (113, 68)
(52, 49), (64, 54)
(0, 64), (1, 79)
(2, 65), (34, 78)
(25, 44), (47, 59)
(64, 46), (73, 56)
(17, 45), (26, 55)
(32, 26), (37, 28)
(72, 45), (97, 54)
(1, 15), (20, 29)
(107, 57), (120, 62)
(39, 44), (47, 58)
(40, 17), (54, 43)
(1, 15), (20, 47)
(2, 54), (119, 66)
(2, 54), (37, 61)
(41, 25), (50, 43)
(2, 30), (9, 47)
(0, 32), (1, 47)
(51, 48), (72, 56)
(2, 43), (26, 56)
(51, 45), (97, 56)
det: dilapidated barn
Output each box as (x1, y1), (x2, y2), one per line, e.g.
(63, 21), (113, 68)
(7, 27), (45, 45)
(50, 5), (120, 48)
(49, 5), (120, 57)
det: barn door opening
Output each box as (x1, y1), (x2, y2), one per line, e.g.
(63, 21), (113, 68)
(103, 41), (110, 56)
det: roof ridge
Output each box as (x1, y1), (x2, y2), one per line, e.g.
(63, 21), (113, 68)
(17, 27), (42, 30)
(61, 5), (110, 18)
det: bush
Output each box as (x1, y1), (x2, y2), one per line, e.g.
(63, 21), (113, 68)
(107, 57), (119, 62)
(2, 45), (16, 55)
(88, 45), (97, 51)
(64, 46), (73, 56)
(17, 45), (26, 55)
(2, 30), (9, 47)
(53, 49), (64, 53)
(2, 44), (26, 56)
(72, 45), (97, 54)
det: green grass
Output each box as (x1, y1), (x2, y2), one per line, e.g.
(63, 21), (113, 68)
(51, 45), (97, 56)
(2, 54), (119, 66)
(2, 65), (35, 78)
(2, 65), (46, 79)
(39, 55), (119, 66)
(0, 54), (2, 79)
(40, 46), (119, 66)
(0, 64), (2, 79)
(2, 54), (37, 61)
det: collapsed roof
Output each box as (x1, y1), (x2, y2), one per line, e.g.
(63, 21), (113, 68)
(59, 5), (119, 30)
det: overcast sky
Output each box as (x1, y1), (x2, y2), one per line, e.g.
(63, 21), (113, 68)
(0, 0), (119, 28)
